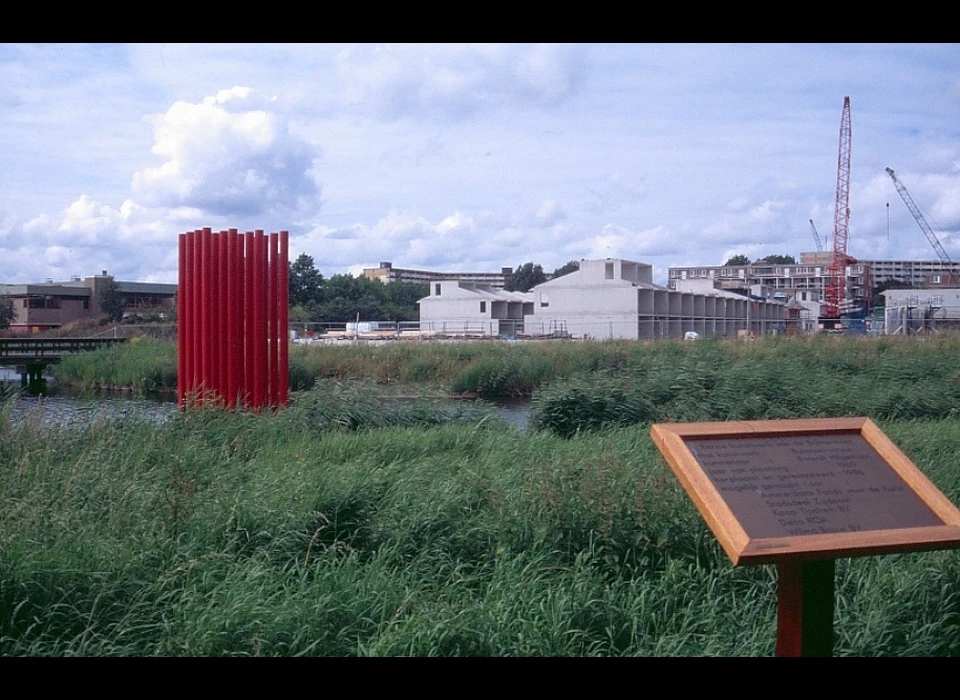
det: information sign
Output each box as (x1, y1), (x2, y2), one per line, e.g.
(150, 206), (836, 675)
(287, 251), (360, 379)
(650, 417), (960, 566)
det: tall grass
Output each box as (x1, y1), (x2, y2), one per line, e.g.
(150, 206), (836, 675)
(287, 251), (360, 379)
(56, 336), (177, 395)
(9, 335), (960, 656)
(3, 373), (960, 655)
(531, 336), (960, 435)
(55, 334), (960, 402)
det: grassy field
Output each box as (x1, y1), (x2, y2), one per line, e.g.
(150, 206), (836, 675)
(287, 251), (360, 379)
(6, 335), (960, 656)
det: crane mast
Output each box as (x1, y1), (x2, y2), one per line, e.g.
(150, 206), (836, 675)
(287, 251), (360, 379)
(809, 219), (823, 252)
(824, 96), (852, 319)
(885, 167), (952, 264)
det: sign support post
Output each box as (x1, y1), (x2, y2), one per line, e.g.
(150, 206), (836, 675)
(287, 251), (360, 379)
(775, 559), (834, 657)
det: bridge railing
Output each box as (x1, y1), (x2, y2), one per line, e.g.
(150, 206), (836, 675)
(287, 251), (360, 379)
(0, 337), (128, 360)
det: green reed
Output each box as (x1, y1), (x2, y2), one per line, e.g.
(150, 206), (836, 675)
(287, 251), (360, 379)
(3, 377), (959, 655)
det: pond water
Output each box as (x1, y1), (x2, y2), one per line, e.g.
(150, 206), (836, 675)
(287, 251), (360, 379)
(1, 373), (532, 431)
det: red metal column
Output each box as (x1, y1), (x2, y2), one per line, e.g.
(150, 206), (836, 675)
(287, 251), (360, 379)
(186, 230), (197, 406)
(269, 232), (279, 408)
(177, 233), (187, 408)
(252, 230), (266, 410)
(279, 231), (289, 406)
(180, 224), (290, 412)
(235, 231), (247, 408)
(202, 228), (213, 401)
(226, 229), (238, 409)
(191, 229), (202, 404)
(244, 232), (255, 408)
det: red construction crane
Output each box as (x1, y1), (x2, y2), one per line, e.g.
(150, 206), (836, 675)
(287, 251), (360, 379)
(824, 97), (851, 320)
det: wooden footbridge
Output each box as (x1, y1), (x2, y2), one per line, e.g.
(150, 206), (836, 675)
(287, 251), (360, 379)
(0, 337), (128, 387)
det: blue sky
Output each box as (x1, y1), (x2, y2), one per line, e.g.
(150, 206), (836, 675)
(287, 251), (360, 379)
(1, 43), (958, 286)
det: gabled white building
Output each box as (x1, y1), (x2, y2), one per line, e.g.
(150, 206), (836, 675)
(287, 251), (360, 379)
(418, 258), (785, 340)
(524, 259), (655, 339)
(418, 281), (533, 337)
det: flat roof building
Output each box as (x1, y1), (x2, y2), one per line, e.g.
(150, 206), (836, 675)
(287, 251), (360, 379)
(419, 258), (784, 340)
(0, 272), (176, 333)
(363, 262), (514, 290)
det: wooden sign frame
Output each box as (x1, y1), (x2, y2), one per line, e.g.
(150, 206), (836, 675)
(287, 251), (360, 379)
(650, 417), (960, 566)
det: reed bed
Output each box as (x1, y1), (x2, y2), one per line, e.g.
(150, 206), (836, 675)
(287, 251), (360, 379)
(56, 337), (177, 395)
(6, 334), (960, 656)
(2, 396), (960, 655)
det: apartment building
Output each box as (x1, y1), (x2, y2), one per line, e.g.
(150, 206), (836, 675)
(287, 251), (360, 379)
(856, 259), (960, 288)
(668, 253), (878, 313)
(363, 261), (514, 289)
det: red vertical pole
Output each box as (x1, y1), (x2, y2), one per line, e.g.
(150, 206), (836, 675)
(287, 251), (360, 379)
(252, 230), (265, 410)
(269, 232), (279, 408)
(184, 231), (196, 407)
(226, 229), (237, 409)
(201, 228), (213, 402)
(279, 230), (289, 406)
(177, 233), (187, 408)
(244, 232), (255, 409)
(191, 229), (203, 405)
(217, 231), (228, 405)
(209, 230), (220, 404)
(235, 232), (246, 408)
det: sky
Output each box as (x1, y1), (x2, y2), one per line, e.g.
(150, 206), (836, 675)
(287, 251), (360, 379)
(1, 43), (959, 287)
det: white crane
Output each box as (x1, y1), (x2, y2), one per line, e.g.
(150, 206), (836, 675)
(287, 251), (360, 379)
(885, 167), (952, 264)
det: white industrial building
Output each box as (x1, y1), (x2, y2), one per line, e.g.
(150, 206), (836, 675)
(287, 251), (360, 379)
(418, 258), (784, 340)
(882, 288), (960, 335)
(417, 281), (534, 337)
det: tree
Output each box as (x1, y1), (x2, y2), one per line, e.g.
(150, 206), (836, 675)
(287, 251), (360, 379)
(505, 262), (547, 292)
(756, 254), (796, 265)
(316, 274), (385, 322)
(99, 279), (125, 322)
(724, 254), (751, 266)
(288, 253), (325, 309)
(0, 298), (14, 330)
(552, 260), (580, 278)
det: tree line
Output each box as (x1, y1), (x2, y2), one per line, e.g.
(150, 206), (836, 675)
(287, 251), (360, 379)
(287, 256), (582, 323)
(288, 254), (427, 323)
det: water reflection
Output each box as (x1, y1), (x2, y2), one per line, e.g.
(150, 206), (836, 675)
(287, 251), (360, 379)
(1, 383), (531, 431)
(3, 390), (178, 429)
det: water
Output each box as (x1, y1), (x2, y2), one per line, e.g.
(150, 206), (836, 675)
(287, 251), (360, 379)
(1, 381), (532, 430)
(3, 390), (178, 429)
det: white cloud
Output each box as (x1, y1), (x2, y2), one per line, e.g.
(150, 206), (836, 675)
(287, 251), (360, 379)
(131, 87), (320, 220)
(334, 44), (585, 119)
(535, 199), (566, 227)
(437, 211), (475, 234)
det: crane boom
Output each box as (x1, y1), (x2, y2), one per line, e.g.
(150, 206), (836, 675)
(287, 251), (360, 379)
(885, 167), (952, 264)
(809, 219), (823, 252)
(824, 97), (852, 318)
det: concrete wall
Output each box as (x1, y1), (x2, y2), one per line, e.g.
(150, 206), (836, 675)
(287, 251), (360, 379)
(419, 259), (785, 341)
(418, 280), (530, 336)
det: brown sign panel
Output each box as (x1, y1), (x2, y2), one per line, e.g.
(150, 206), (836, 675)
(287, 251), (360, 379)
(650, 418), (960, 566)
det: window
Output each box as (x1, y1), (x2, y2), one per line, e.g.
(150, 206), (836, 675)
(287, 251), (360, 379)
(932, 275), (941, 284)
(434, 283), (441, 296)
(605, 262), (614, 280)
(540, 293), (549, 308)
(480, 301), (486, 313)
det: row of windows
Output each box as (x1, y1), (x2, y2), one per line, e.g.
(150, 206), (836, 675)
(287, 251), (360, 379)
(17, 297), (90, 310)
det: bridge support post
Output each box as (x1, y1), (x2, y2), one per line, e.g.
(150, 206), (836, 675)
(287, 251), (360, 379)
(21, 362), (47, 394)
